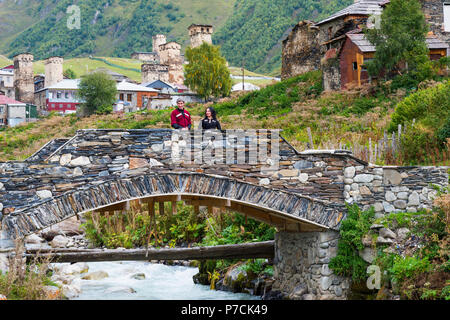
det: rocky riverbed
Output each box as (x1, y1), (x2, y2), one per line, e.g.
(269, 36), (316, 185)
(20, 216), (271, 300)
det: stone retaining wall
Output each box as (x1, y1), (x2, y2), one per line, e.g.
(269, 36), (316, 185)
(272, 231), (349, 300)
(343, 164), (448, 218)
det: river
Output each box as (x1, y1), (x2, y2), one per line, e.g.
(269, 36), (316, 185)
(65, 261), (260, 300)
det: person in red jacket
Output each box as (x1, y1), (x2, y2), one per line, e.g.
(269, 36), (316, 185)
(171, 99), (192, 129)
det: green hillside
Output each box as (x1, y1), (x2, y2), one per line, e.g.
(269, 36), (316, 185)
(0, 0), (353, 75)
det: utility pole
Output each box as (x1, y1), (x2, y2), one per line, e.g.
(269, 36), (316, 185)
(242, 60), (245, 91)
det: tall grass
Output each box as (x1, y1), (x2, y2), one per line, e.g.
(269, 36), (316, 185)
(0, 241), (61, 300)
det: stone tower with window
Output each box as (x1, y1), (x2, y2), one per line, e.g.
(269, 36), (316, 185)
(13, 53), (34, 104)
(188, 24), (213, 48)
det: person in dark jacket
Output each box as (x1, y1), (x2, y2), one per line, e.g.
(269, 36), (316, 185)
(171, 99), (191, 129)
(199, 107), (221, 130)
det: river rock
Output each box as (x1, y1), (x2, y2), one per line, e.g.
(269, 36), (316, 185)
(131, 273), (146, 280)
(223, 266), (248, 292)
(62, 280), (82, 299)
(288, 283), (308, 299)
(43, 286), (61, 299)
(50, 235), (70, 248)
(82, 271), (109, 280)
(104, 286), (136, 294)
(25, 233), (45, 244)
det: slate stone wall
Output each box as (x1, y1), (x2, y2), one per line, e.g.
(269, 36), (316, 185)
(272, 231), (349, 300)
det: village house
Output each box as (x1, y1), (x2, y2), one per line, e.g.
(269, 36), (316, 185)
(282, 0), (450, 90)
(116, 80), (159, 110)
(0, 65), (14, 99)
(339, 31), (449, 88)
(35, 78), (160, 114)
(0, 95), (37, 127)
(35, 79), (81, 114)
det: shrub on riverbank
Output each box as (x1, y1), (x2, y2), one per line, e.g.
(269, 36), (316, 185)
(0, 241), (61, 300)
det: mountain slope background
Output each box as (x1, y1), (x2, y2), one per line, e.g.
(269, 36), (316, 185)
(0, 0), (352, 75)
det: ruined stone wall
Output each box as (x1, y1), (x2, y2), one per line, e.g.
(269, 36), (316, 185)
(13, 53), (34, 104)
(131, 52), (158, 63)
(281, 16), (368, 84)
(281, 21), (321, 80)
(141, 63), (169, 83)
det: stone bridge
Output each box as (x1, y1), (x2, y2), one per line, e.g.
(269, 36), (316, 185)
(0, 129), (448, 299)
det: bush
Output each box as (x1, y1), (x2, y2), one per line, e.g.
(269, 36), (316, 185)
(389, 81), (450, 132)
(329, 204), (375, 281)
(390, 255), (432, 283)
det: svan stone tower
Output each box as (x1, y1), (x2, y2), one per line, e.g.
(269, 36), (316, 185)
(152, 34), (167, 57)
(188, 24), (213, 48)
(13, 53), (34, 104)
(159, 42), (184, 84)
(44, 56), (64, 88)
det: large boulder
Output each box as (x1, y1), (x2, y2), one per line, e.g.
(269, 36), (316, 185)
(82, 271), (109, 280)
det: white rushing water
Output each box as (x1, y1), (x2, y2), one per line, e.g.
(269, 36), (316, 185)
(70, 261), (260, 300)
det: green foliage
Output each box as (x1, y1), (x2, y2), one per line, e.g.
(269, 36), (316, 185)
(95, 104), (113, 115)
(329, 204), (375, 281)
(441, 285), (450, 300)
(388, 81), (450, 164)
(389, 81), (450, 131)
(317, 92), (390, 117)
(364, 0), (429, 79)
(184, 43), (232, 101)
(77, 71), (118, 117)
(6, 0), (172, 60)
(390, 255), (432, 283)
(63, 68), (77, 79)
(201, 212), (276, 247)
(211, 71), (322, 119)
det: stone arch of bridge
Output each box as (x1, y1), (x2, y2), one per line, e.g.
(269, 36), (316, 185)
(1, 173), (345, 240)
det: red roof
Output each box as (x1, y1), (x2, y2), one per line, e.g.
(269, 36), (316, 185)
(1, 65), (14, 70)
(0, 95), (26, 105)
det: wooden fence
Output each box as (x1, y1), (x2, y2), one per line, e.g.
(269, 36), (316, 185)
(305, 120), (419, 164)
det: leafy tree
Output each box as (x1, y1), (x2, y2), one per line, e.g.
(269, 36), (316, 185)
(77, 71), (117, 116)
(364, 0), (430, 79)
(184, 43), (232, 101)
(64, 68), (77, 79)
